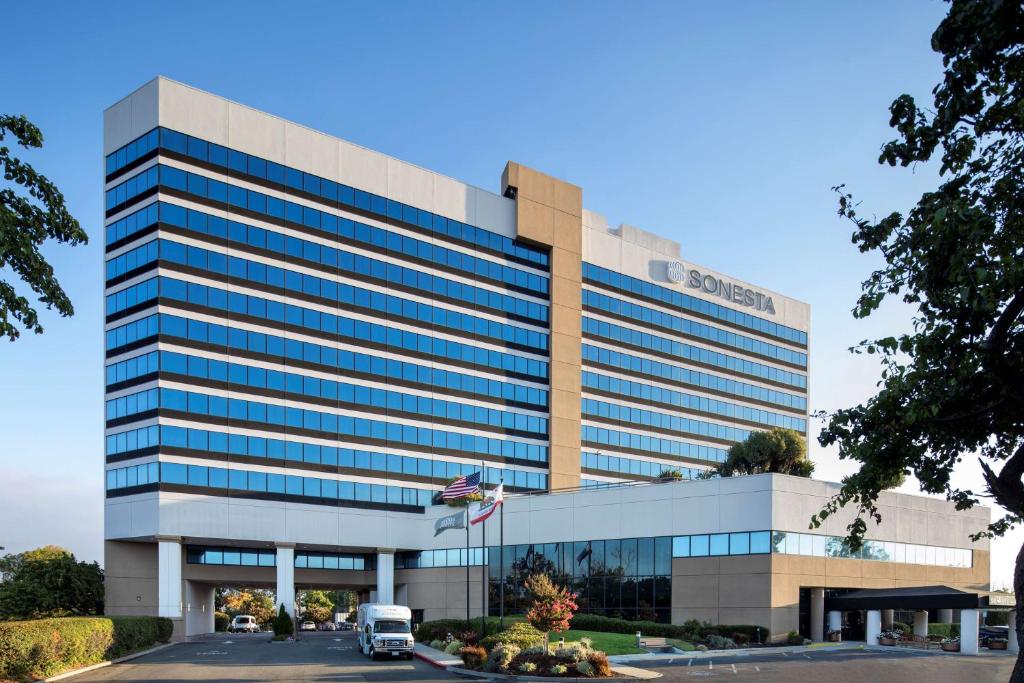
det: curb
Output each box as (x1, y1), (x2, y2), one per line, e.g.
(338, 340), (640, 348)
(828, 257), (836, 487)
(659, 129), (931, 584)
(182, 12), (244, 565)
(608, 642), (863, 664)
(44, 642), (176, 682)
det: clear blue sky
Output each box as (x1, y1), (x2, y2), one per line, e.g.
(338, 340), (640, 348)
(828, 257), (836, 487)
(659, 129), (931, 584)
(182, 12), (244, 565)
(2, 0), (1015, 586)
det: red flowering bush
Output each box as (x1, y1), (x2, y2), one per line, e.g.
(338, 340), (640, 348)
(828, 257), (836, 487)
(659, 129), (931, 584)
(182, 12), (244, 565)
(524, 574), (578, 651)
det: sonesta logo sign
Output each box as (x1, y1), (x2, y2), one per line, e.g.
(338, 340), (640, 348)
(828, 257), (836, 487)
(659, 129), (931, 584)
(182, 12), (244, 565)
(666, 262), (776, 315)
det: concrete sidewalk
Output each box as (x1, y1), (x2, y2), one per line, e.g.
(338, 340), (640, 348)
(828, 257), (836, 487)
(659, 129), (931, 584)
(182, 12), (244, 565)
(413, 642), (463, 668)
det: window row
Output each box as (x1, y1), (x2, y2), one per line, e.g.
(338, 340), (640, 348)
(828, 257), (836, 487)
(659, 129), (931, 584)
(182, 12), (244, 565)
(580, 451), (704, 480)
(584, 289), (806, 367)
(492, 576), (671, 623)
(106, 461), (437, 507)
(106, 165), (159, 212)
(186, 546), (277, 567)
(770, 531), (973, 568)
(107, 343), (547, 408)
(108, 387), (550, 463)
(583, 317), (807, 390)
(671, 531), (772, 557)
(582, 344), (806, 411)
(105, 201), (549, 298)
(105, 423), (550, 491)
(106, 239), (159, 280)
(583, 262), (807, 345)
(581, 425), (728, 463)
(156, 202), (548, 296)
(582, 371), (806, 433)
(396, 547), (488, 568)
(104, 309), (548, 382)
(149, 349), (548, 438)
(295, 552), (374, 571)
(140, 231), (548, 326)
(583, 397), (752, 444)
(107, 128), (548, 267)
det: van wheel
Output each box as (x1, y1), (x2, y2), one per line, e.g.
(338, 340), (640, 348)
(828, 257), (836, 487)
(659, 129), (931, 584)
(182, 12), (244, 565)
(368, 646), (376, 660)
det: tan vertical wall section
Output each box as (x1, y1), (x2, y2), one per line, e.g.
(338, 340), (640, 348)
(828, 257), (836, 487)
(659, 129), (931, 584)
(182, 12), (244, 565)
(502, 162), (583, 491)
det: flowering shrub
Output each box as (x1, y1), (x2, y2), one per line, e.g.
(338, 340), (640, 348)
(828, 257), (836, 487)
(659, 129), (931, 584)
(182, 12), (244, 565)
(878, 629), (904, 641)
(524, 574), (578, 650)
(550, 664), (568, 675)
(518, 661), (538, 673)
(941, 636), (960, 644)
(485, 643), (520, 672)
(704, 634), (737, 649)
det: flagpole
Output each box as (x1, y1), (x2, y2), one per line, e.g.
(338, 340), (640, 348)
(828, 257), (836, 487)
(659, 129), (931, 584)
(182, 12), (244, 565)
(480, 461), (487, 639)
(465, 502), (470, 630)
(499, 475), (504, 631)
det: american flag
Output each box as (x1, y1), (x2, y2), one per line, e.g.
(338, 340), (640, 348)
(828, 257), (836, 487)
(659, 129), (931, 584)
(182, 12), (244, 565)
(443, 471), (481, 500)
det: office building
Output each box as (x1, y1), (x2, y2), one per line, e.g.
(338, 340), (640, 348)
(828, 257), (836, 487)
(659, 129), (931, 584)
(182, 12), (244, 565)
(103, 78), (991, 642)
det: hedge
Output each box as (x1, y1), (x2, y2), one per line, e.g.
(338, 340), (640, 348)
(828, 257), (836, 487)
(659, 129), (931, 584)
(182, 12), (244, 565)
(566, 613), (767, 642)
(928, 623), (960, 638)
(0, 616), (173, 682)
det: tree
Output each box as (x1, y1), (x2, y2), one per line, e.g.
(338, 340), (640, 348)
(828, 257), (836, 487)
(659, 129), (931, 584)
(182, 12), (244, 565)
(300, 590), (334, 624)
(272, 603), (294, 638)
(0, 115), (87, 341)
(0, 546), (103, 619)
(221, 589), (275, 626)
(717, 428), (814, 478)
(811, 1), (1024, 677)
(523, 573), (577, 652)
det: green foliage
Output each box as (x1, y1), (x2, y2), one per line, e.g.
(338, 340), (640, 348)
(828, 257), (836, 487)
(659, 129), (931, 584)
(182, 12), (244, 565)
(485, 642), (519, 672)
(658, 468), (683, 480)
(704, 634), (737, 649)
(929, 623), (961, 638)
(0, 115), (88, 341)
(272, 604), (293, 637)
(893, 621), (912, 635)
(717, 428), (813, 478)
(481, 621), (545, 651)
(576, 659), (595, 677)
(524, 574), (578, 646)
(814, 0), (1024, 550)
(0, 546), (103, 619)
(0, 616), (171, 681)
(587, 651), (612, 677)
(550, 663), (568, 675)
(786, 631), (803, 646)
(416, 618), (474, 642)
(214, 612), (230, 632)
(299, 590), (334, 624)
(443, 639), (464, 655)
(986, 610), (1009, 626)
(565, 613), (765, 643)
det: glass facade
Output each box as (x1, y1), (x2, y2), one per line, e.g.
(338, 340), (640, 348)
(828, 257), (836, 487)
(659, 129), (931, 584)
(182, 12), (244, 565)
(104, 128), (552, 510)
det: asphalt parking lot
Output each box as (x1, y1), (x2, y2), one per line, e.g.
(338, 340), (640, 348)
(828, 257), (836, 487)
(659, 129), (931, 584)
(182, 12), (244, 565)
(70, 635), (1014, 682)
(637, 646), (1014, 683)
(72, 631), (453, 682)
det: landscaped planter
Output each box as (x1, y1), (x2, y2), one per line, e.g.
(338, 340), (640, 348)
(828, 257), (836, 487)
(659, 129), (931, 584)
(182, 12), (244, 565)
(989, 641), (1008, 651)
(941, 642), (960, 652)
(878, 637), (898, 646)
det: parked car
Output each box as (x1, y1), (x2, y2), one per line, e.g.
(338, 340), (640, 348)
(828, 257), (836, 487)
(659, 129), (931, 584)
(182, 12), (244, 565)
(980, 625), (1009, 647)
(228, 615), (260, 633)
(319, 622), (337, 631)
(337, 621), (354, 631)
(301, 620), (317, 631)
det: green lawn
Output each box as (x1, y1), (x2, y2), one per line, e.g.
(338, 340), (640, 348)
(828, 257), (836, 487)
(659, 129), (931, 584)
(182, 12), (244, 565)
(667, 638), (696, 651)
(553, 630), (646, 656)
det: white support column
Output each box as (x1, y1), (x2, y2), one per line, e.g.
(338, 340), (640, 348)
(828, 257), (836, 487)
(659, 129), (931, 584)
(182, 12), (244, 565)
(881, 609), (894, 630)
(276, 543), (295, 617)
(938, 608), (954, 623)
(810, 588), (825, 641)
(1009, 610), (1019, 654)
(960, 609), (979, 655)
(156, 535), (182, 618)
(913, 610), (929, 637)
(828, 610), (842, 638)
(866, 610), (882, 645)
(376, 550), (395, 605)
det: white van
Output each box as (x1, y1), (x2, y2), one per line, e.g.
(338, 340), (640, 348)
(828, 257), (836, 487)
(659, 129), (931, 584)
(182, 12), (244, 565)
(228, 615), (259, 633)
(356, 603), (414, 659)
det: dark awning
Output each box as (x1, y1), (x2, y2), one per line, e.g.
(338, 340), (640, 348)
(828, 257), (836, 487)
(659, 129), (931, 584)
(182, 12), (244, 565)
(824, 585), (981, 611)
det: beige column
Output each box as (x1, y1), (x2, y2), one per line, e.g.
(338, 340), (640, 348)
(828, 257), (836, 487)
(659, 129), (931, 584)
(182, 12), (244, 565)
(810, 588), (825, 641)
(502, 162), (583, 491)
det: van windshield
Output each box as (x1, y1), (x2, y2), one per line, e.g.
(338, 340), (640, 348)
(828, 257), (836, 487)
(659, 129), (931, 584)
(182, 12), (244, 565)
(374, 620), (410, 633)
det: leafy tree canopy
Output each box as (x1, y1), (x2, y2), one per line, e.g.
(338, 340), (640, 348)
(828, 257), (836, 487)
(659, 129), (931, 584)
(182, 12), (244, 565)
(219, 588), (275, 625)
(300, 590), (335, 624)
(0, 546), (103, 619)
(811, 0), (1024, 674)
(718, 428), (814, 478)
(0, 115), (87, 341)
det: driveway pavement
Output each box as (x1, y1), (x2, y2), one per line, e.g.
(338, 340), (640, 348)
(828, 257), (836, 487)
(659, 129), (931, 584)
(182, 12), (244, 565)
(72, 631), (456, 682)
(633, 645), (1014, 683)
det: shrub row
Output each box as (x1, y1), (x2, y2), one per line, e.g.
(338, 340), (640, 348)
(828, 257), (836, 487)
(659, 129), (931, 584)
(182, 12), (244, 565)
(0, 616), (173, 681)
(566, 613), (767, 643)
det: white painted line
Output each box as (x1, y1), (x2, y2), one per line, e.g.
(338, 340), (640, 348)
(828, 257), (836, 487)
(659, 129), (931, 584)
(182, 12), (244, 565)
(708, 660), (713, 670)
(755, 666), (760, 672)
(781, 651), (789, 656)
(731, 663), (737, 674)
(687, 658), (693, 667)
